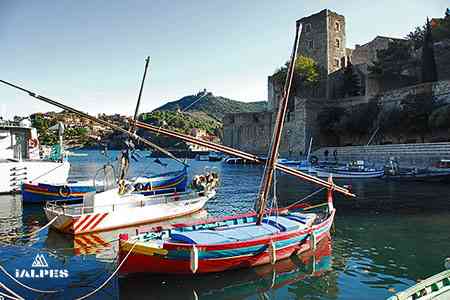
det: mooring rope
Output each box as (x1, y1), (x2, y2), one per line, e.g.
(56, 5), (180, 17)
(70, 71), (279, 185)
(0, 265), (59, 294)
(0, 217), (58, 243)
(285, 187), (326, 210)
(0, 282), (24, 300)
(75, 241), (137, 300)
(28, 162), (65, 183)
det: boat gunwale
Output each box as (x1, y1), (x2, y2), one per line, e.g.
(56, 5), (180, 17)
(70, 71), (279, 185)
(125, 209), (335, 252)
(44, 190), (214, 217)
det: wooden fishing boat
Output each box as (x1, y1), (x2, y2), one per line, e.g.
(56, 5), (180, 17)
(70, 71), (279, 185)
(117, 20), (353, 276)
(383, 170), (450, 182)
(21, 167), (188, 203)
(118, 188), (335, 275)
(278, 158), (316, 174)
(118, 233), (332, 299)
(315, 160), (384, 178)
(387, 260), (450, 300)
(384, 158), (450, 182)
(44, 187), (216, 235)
(315, 168), (384, 178)
(22, 180), (96, 204)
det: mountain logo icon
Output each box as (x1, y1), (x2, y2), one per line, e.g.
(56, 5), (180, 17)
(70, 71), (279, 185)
(31, 254), (48, 268)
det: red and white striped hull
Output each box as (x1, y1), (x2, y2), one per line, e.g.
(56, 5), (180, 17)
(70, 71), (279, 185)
(44, 189), (215, 235)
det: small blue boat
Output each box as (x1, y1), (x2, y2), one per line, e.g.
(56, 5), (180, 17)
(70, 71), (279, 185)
(21, 167), (188, 204)
(129, 167), (188, 196)
(22, 181), (96, 204)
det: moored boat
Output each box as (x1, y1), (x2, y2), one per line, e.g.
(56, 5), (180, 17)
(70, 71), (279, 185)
(118, 20), (353, 276)
(118, 187), (335, 275)
(314, 160), (384, 178)
(21, 166), (188, 203)
(387, 259), (450, 300)
(118, 232), (332, 298)
(22, 180), (96, 204)
(0, 119), (70, 193)
(44, 188), (216, 235)
(383, 158), (450, 182)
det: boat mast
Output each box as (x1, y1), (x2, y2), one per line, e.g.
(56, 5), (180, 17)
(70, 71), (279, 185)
(131, 56), (150, 134)
(255, 21), (302, 225)
(0, 80), (187, 166)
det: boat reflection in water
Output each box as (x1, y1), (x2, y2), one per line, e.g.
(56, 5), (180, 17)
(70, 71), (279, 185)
(44, 209), (209, 262)
(119, 233), (334, 300)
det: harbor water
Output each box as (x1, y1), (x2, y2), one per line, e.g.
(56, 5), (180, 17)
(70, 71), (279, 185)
(0, 150), (449, 299)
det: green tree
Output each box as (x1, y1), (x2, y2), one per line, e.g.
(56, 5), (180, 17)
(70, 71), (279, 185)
(368, 41), (415, 79)
(421, 18), (438, 83)
(272, 55), (319, 90)
(406, 25), (426, 50)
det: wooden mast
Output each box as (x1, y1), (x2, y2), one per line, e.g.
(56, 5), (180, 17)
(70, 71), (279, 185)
(134, 119), (355, 197)
(131, 56), (150, 133)
(0, 79), (187, 166)
(255, 21), (301, 224)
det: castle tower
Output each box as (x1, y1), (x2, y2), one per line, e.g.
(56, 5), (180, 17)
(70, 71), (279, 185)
(297, 9), (347, 99)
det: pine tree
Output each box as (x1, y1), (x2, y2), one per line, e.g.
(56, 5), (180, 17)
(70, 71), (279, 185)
(421, 18), (438, 83)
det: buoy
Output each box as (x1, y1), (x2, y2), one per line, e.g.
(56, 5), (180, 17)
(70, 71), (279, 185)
(190, 245), (199, 274)
(59, 185), (71, 197)
(268, 241), (277, 264)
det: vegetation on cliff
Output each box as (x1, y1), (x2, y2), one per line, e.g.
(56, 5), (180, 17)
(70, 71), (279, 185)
(154, 92), (266, 121)
(31, 113), (95, 147)
(272, 55), (320, 90)
(139, 92), (266, 149)
(317, 93), (450, 145)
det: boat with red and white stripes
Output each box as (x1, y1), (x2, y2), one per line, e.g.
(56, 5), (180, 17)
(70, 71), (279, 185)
(44, 187), (216, 235)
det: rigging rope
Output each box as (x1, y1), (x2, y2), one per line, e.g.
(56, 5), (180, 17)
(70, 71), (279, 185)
(28, 162), (65, 183)
(74, 241), (137, 300)
(0, 282), (24, 300)
(0, 265), (59, 294)
(285, 187), (326, 210)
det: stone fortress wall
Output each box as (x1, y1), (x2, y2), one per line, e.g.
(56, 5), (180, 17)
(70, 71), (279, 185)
(223, 9), (450, 159)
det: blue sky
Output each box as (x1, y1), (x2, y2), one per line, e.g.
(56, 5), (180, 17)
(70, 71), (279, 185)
(0, 0), (447, 118)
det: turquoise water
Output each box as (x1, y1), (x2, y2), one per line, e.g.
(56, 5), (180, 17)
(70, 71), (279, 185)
(0, 150), (449, 299)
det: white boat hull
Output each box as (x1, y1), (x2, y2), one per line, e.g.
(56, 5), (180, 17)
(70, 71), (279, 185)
(0, 160), (70, 193)
(315, 169), (384, 178)
(44, 189), (215, 235)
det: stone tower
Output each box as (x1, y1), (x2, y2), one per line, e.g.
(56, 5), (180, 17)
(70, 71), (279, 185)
(297, 9), (347, 99)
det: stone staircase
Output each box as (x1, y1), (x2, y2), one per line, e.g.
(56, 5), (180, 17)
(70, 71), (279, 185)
(312, 142), (450, 167)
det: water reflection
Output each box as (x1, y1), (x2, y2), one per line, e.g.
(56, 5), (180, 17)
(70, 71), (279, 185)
(119, 234), (335, 300)
(0, 151), (449, 299)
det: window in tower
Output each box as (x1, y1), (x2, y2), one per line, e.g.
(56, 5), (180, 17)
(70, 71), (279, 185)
(305, 23), (312, 32)
(335, 21), (340, 31)
(308, 40), (314, 49)
(334, 59), (340, 68)
(335, 38), (340, 48)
